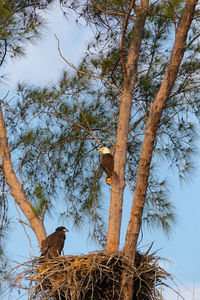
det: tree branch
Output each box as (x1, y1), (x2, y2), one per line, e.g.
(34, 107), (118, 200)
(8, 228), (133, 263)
(90, 0), (129, 19)
(55, 35), (122, 93)
(74, 94), (103, 147)
(0, 39), (7, 67)
(106, 0), (150, 258)
(0, 103), (46, 248)
(120, 0), (135, 86)
(124, 0), (198, 262)
(129, 112), (148, 133)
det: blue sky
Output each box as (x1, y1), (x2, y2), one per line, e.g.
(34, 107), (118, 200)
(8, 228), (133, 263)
(1, 3), (200, 299)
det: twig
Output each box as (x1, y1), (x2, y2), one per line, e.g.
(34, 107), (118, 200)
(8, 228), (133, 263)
(129, 112), (148, 132)
(44, 100), (111, 146)
(128, 131), (145, 141)
(8, 250), (175, 299)
(90, 0), (134, 20)
(17, 219), (32, 228)
(14, 201), (35, 255)
(0, 91), (9, 104)
(0, 191), (12, 195)
(0, 39), (7, 67)
(55, 35), (122, 93)
(74, 94), (103, 147)
(19, 149), (30, 186)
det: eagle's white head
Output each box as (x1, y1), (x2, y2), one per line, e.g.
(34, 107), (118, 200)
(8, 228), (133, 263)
(98, 147), (111, 154)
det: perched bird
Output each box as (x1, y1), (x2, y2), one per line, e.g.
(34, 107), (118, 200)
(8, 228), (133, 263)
(98, 147), (118, 184)
(40, 226), (68, 259)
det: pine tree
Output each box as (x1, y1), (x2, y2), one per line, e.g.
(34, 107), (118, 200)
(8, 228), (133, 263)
(12, 0), (198, 247)
(0, 0), (55, 273)
(0, 0), (199, 298)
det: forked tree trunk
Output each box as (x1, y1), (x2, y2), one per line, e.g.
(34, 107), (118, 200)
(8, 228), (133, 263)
(106, 0), (150, 252)
(0, 104), (46, 248)
(122, 0), (197, 299)
(106, 89), (132, 252)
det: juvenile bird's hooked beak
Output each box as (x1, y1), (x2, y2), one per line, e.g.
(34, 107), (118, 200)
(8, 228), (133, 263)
(63, 228), (68, 232)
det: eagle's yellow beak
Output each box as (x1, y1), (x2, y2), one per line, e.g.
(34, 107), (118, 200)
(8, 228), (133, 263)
(63, 228), (68, 232)
(98, 148), (103, 152)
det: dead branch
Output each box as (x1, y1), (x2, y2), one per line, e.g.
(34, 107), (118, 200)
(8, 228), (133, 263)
(55, 35), (122, 93)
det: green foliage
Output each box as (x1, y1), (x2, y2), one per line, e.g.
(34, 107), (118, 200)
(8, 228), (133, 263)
(0, 0), (54, 66)
(0, 253), (7, 291)
(0, 218), (9, 293)
(3, 0), (200, 243)
(143, 177), (176, 235)
(0, 0), (54, 269)
(30, 184), (49, 216)
(0, 173), (9, 282)
(12, 74), (112, 245)
(155, 0), (185, 21)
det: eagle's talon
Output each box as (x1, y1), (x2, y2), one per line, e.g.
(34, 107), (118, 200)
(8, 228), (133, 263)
(106, 177), (112, 184)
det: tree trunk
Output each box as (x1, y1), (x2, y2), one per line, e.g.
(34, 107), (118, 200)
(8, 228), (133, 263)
(122, 0), (197, 299)
(106, 0), (149, 252)
(0, 104), (46, 248)
(106, 89), (132, 252)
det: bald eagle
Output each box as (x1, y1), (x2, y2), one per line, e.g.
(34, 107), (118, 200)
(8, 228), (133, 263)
(41, 226), (68, 259)
(98, 147), (118, 184)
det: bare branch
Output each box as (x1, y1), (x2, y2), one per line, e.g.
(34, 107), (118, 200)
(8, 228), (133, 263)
(185, 32), (200, 49)
(55, 35), (122, 93)
(0, 92), (9, 104)
(74, 94), (103, 147)
(129, 112), (148, 132)
(128, 132), (145, 141)
(15, 202), (35, 255)
(0, 191), (11, 195)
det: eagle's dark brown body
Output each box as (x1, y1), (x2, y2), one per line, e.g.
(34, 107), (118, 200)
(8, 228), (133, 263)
(98, 147), (118, 184)
(100, 153), (114, 178)
(41, 226), (68, 259)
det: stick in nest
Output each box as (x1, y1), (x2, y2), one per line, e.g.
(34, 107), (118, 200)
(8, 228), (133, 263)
(7, 249), (179, 300)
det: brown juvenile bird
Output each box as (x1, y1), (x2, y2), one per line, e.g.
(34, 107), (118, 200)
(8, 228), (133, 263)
(98, 147), (118, 184)
(40, 226), (68, 259)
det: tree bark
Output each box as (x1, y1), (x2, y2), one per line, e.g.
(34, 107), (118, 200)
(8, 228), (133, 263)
(106, 0), (149, 252)
(0, 103), (46, 248)
(122, 0), (197, 298)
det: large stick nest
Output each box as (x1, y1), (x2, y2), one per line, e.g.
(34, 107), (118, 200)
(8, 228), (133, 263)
(11, 250), (171, 299)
